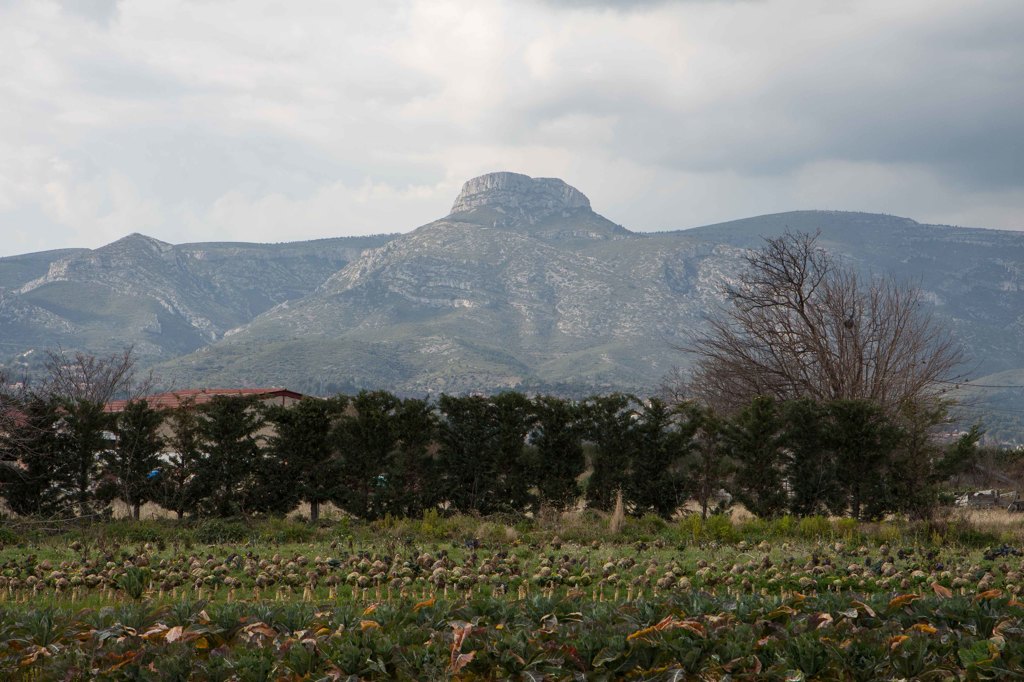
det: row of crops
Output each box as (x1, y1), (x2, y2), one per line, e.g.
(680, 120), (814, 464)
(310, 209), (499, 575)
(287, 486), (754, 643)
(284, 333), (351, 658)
(2, 589), (1022, 679)
(1, 534), (1023, 679)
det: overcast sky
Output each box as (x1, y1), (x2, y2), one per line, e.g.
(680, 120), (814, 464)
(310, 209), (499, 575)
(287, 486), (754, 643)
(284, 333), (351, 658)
(1, 0), (1021, 256)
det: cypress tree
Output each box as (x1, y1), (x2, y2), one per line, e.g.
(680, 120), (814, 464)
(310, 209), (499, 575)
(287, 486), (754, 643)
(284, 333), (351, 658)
(437, 392), (534, 515)
(266, 396), (345, 523)
(100, 399), (164, 520)
(159, 398), (204, 520)
(332, 390), (399, 520)
(437, 394), (493, 514)
(724, 396), (788, 518)
(687, 404), (731, 520)
(0, 397), (67, 517)
(627, 399), (695, 519)
(529, 396), (585, 511)
(58, 398), (112, 518)
(582, 393), (639, 511)
(193, 395), (266, 517)
(381, 397), (439, 518)
(781, 398), (839, 516)
(828, 399), (904, 520)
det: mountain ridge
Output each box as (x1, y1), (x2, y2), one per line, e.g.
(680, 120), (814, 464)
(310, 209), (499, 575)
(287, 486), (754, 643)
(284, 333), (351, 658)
(2, 172), (1023, 438)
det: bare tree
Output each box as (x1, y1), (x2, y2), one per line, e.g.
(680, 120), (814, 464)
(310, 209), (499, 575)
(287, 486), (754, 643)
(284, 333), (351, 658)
(684, 231), (963, 417)
(39, 346), (153, 404)
(0, 371), (27, 480)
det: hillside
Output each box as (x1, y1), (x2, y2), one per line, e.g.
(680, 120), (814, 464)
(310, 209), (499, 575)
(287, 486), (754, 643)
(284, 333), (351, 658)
(0, 234), (393, 374)
(3, 171), (1023, 436)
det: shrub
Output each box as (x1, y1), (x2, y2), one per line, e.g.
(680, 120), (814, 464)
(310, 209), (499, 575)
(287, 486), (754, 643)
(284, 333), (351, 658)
(97, 520), (168, 543)
(769, 515), (796, 538)
(623, 513), (667, 541)
(417, 509), (449, 540)
(739, 517), (770, 541)
(833, 517), (860, 541)
(257, 518), (317, 544)
(704, 514), (737, 542)
(0, 525), (21, 547)
(679, 513), (703, 544)
(677, 513), (737, 544)
(193, 518), (250, 544)
(796, 516), (831, 540)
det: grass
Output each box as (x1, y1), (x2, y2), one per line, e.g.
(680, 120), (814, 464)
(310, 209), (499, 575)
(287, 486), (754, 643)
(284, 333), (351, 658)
(3, 504), (1020, 557)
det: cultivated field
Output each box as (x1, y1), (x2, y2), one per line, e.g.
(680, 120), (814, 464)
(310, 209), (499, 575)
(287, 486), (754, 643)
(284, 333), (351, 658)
(1, 511), (1023, 680)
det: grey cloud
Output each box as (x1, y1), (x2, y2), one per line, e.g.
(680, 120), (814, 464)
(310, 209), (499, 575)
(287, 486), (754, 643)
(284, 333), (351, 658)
(500, 1), (1024, 192)
(537, 0), (749, 7)
(68, 127), (364, 208)
(2, 0), (1023, 256)
(70, 55), (202, 100)
(56, 0), (120, 26)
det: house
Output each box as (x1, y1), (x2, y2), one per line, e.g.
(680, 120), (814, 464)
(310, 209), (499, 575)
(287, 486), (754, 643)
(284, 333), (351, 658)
(104, 387), (309, 442)
(104, 387), (306, 413)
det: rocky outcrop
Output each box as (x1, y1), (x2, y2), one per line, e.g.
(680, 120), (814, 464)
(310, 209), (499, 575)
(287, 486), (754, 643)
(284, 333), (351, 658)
(450, 172), (592, 224)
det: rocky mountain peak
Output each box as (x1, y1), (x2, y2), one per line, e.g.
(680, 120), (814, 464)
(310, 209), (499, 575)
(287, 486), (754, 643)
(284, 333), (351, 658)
(110, 233), (173, 251)
(449, 172), (591, 222)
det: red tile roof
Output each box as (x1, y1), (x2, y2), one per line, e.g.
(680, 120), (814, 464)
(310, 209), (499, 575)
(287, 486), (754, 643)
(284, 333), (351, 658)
(104, 388), (306, 412)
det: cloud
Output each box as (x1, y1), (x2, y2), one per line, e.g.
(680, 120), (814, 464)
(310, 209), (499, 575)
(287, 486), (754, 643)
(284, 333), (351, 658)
(0, 0), (1021, 256)
(535, 0), (742, 8)
(55, 0), (120, 27)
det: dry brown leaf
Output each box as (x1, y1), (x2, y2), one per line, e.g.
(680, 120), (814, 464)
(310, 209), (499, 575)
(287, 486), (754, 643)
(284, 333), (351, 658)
(887, 594), (921, 610)
(976, 589), (1004, 601)
(450, 650), (476, 675)
(888, 635), (909, 650)
(413, 597), (435, 612)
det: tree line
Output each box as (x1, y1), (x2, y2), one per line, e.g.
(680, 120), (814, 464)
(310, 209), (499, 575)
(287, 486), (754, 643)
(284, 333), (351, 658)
(0, 387), (978, 523)
(0, 230), (980, 523)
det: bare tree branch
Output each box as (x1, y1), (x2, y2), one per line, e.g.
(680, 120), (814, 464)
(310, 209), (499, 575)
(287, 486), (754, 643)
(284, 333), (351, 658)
(38, 346), (154, 404)
(683, 231), (964, 417)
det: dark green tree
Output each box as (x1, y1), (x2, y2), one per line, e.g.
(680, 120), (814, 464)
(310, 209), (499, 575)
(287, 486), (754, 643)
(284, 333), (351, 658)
(378, 397), (439, 518)
(490, 392), (536, 512)
(687, 404), (732, 520)
(528, 396), (585, 511)
(58, 398), (112, 518)
(885, 401), (958, 519)
(934, 423), (983, 482)
(437, 394), (493, 514)
(0, 397), (68, 517)
(99, 399), (164, 520)
(158, 398), (204, 520)
(193, 395), (267, 517)
(437, 392), (534, 515)
(724, 396), (788, 518)
(781, 398), (839, 516)
(582, 393), (639, 511)
(265, 396), (346, 523)
(627, 399), (695, 519)
(332, 391), (400, 520)
(828, 399), (905, 520)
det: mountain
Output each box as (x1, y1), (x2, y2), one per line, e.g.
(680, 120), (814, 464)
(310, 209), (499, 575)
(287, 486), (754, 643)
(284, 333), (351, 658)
(149, 173), (1023, 412)
(150, 173), (710, 394)
(0, 234), (393, 375)
(3, 170), (1023, 437)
